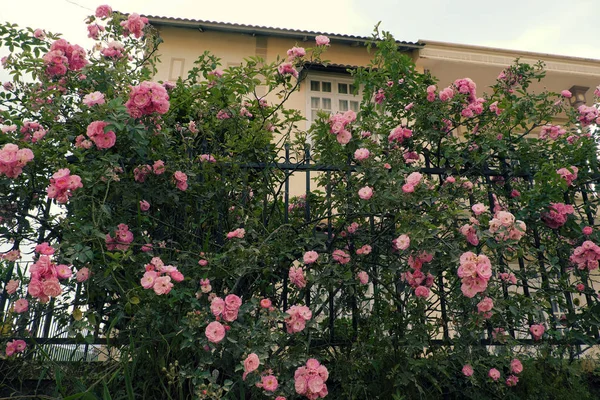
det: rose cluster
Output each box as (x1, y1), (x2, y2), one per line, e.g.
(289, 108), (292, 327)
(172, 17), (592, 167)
(460, 219), (480, 246)
(210, 294), (242, 322)
(120, 13), (148, 38)
(577, 104), (599, 127)
(105, 223), (134, 251)
(388, 125), (413, 144)
(42, 39), (88, 77)
(285, 305), (312, 333)
(277, 62), (299, 78)
(570, 240), (600, 271)
(28, 243), (73, 302)
(0, 143), (34, 178)
(140, 256), (184, 295)
(100, 41), (125, 58)
(86, 121), (116, 149)
(401, 251), (434, 298)
(5, 339), (26, 357)
(556, 166), (578, 186)
(488, 211), (526, 242)
(539, 124), (566, 140)
(402, 172), (422, 193)
(541, 202), (574, 229)
(294, 358), (329, 399)
(328, 110), (356, 144)
(457, 251), (492, 298)
(46, 168), (83, 203)
(125, 81), (170, 118)
(20, 121), (47, 143)
(332, 249), (350, 264)
(289, 266), (307, 288)
(173, 170), (188, 191)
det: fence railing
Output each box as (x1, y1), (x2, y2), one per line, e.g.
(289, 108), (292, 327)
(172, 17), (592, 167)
(2, 143), (600, 362)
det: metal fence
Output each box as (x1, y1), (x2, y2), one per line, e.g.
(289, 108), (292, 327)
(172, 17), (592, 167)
(2, 143), (600, 361)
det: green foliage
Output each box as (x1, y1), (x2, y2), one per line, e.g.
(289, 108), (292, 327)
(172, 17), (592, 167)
(1, 10), (600, 400)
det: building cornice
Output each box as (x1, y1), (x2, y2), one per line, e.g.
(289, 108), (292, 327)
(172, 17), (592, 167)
(144, 15), (423, 52)
(419, 40), (600, 77)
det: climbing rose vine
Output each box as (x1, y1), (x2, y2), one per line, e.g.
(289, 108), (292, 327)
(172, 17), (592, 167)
(1, 5), (600, 400)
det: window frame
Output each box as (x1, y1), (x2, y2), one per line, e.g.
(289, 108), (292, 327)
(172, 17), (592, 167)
(305, 73), (361, 127)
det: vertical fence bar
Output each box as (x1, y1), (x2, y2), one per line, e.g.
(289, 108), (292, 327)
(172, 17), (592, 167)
(282, 144), (290, 312)
(304, 144), (311, 308)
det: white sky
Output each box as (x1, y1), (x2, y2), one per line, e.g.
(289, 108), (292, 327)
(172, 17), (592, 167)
(0, 0), (598, 60)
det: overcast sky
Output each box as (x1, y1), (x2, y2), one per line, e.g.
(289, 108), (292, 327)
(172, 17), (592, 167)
(0, 0), (598, 60)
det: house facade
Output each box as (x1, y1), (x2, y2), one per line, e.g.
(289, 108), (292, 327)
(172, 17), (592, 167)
(146, 15), (600, 129)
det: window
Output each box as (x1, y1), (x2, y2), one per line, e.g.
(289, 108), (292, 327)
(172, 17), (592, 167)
(306, 75), (360, 125)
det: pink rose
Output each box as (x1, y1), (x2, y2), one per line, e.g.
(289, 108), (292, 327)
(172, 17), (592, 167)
(243, 353), (260, 373)
(337, 129), (352, 144)
(141, 271), (157, 289)
(153, 160), (166, 174)
(358, 186), (373, 200)
(510, 359), (523, 374)
(462, 364), (474, 377)
(211, 297), (225, 316)
(530, 324), (545, 340)
(28, 279), (43, 297)
(1, 250), (20, 261)
(561, 89), (572, 98)
(289, 266), (307, 288)
(205, 321), (226, 343)
(393, 234), (410, 250)
(153, 276), (173, 295)
(471, 203), (487, 216)
(303, 251), (319, 264)
(56, 264), (72, 280)
(357, 271), (369, 285)
(260, 375), (279, 392)
(42, 278), (62, 297)
(170, 270), (184, 282)
(415, 285), (429, 298)
(506, 375), (519, 387)
(5, 279), (19, 294)
(354, 148), (370, 161)
(14, 298), (29, 313)
(477, 297), (494, 313)
(260, 298), (272, 308)
(406, 172), (423, 186)
(76, 267), (90, 282)
(225, 294), (242, 310)
(83, 91), (105, 107)
(95, 4), (112, 18)
(462, 364), (474, 376)
(35, 242), (55, 255)
(488, 368), (501, 381)
(402, 184), (414, 193)
(140, 200), (150, 211)
(315, 35), (330, 46)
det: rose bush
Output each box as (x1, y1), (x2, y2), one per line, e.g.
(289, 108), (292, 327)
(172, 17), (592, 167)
(1, 6), (600, 400)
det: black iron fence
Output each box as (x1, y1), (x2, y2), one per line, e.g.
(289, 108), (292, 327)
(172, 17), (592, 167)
(2, 143), (600, 362)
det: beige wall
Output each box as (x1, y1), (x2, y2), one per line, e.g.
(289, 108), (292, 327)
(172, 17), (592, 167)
(150, 25), (600, 197)
(418, 40), (600, 97)
(153, 26), (378, 132)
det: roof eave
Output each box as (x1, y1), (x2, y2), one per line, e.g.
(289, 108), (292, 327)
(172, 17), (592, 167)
(145, 16), (424, 51)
